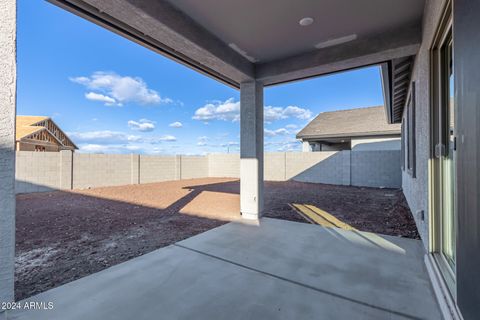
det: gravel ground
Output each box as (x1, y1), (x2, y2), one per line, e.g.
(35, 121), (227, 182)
(15, 178), (418, 300)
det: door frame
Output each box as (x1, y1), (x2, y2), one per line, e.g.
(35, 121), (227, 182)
(428, 0), (457, 298)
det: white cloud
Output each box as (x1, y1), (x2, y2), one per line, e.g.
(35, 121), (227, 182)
(151, 135), (176, 143)
(68, 130), (142, 144)
(193, 98), (240, 122)
(265, 139), (301, 152)
(85, 92), (117, 105)
(159, 135), (176, 142)
(264, 129), (276, 137)
(276, 141), (301, 152)
(197, 136), (208, 146)
(264, 127), (292, 137)
(285, 124), (298, 129)
(128, 119), (156, 132)
(169, 121), (183, 128)
(192, 98), (312, 123)
(264, 106), (312, 122)
(70, 72), (172, 106)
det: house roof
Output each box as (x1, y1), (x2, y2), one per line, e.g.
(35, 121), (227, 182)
(296, 106), (401, 140)
(16, 116), (78, 149)
(16, 116), (50, 140)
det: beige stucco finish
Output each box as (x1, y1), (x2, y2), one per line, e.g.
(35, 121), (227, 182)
(0, 0), (16, 306)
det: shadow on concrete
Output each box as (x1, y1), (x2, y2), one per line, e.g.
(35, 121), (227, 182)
(15, 179), (237, 301)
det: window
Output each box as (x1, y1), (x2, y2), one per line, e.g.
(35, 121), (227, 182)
(35, 145), (46, 152)
(406, 82), (416, 178)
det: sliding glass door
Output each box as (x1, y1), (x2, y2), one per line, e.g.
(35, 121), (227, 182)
(431, 5), (456, 294)
(440, 35), (455, 270)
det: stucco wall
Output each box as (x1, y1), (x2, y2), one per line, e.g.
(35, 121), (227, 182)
(0, 0), (16, 304)
(401, 0), (447, 249)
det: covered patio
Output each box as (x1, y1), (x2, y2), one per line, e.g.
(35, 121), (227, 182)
(11, 218), (440, 320)
(0, 0), (445, 319)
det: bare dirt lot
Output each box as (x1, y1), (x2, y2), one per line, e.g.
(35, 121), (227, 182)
(15, 178), (419, 300)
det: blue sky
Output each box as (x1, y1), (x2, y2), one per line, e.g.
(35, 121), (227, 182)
(17, 0), (384, 155)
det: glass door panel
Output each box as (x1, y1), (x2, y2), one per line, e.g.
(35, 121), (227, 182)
(440, 37), (456, 271)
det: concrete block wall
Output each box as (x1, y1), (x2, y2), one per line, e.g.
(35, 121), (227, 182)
(130, 154), (140, 185)
(139, 155), (177, 183)
(208, 151), (398, 187)
(352, 150), (401, 188)
(286, 152), (351, 185)
(59, 150), (73, 189)
(73, 153), (133, 189)
(180, 156), (209, 179)
(207, 153), (240, 178)
(15, 151), (62, 193)
(14, 150), (401, 194)
(264, 153), (286, 181)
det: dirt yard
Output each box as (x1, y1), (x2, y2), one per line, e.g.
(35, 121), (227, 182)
(15, 178), (419, 300)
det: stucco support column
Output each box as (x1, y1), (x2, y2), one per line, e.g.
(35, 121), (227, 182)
(0, 0), (17, 306)
(240, 81), (264, 220)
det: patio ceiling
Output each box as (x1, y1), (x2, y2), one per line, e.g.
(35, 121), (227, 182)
(167, 0), (424, 63)
(48, 0), (424, 87)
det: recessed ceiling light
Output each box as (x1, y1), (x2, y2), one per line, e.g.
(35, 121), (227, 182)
(299, 17), (314, 27)
(314, 34), (358, 49)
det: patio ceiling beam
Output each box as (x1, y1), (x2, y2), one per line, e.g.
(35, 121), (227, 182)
(48, 0), (255, 88)
(256, 25), (422, 86)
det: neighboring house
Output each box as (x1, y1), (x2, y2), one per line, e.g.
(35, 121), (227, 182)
(296, 106), (401, 152)
(16, 116), (77, 152)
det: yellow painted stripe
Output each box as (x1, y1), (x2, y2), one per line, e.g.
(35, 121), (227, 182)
(290, 203), (357, 231)
(288, 203), (315, 224)
(291, 204), (336, 228)
(304, 205), (357, 231)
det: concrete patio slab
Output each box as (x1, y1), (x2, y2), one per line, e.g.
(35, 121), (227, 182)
(8, 218), (440, 320)
(178, 218), (441, 319)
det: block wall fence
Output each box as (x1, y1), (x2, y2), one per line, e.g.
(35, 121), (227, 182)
(15, 150), (401, 194)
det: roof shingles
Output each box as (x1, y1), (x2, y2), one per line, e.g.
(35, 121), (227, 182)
(296, 106), (401, 140)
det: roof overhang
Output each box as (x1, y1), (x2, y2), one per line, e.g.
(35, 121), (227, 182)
(47, 0), (423, 90)
(297, 131), (401, 141)
(381, 56), (415, 124)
